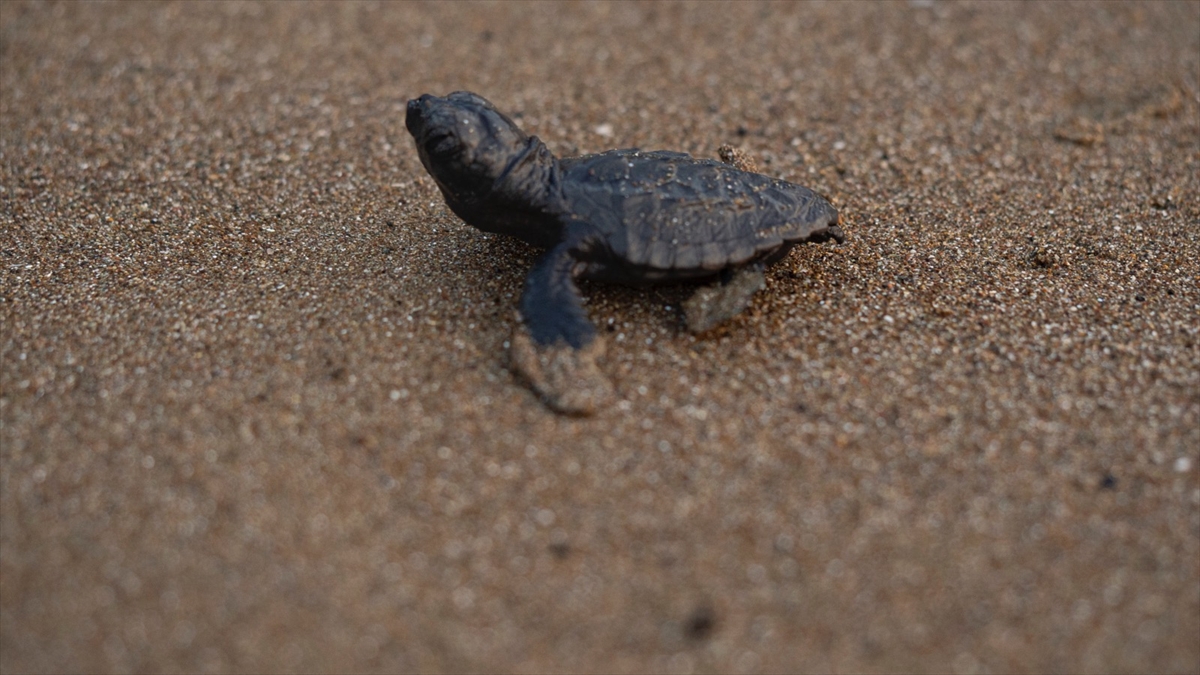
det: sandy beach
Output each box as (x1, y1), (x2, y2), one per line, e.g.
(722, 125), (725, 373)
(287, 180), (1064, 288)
(2, 2), (1198, 672)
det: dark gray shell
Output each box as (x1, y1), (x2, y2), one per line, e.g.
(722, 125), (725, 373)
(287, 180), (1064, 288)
(557, 149), (839, 275)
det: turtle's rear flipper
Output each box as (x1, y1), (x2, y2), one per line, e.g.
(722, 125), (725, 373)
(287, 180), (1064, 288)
(815, 224), (846, 245)
(683, 263), (766, 334)
(511, 241), (613, 414)
(718, 145), (760, 173)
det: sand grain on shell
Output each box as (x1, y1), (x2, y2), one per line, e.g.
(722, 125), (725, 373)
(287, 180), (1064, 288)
(2, 2), (1198, 673)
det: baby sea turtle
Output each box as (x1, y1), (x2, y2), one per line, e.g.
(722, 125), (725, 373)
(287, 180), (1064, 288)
(406, 91), (844, 414)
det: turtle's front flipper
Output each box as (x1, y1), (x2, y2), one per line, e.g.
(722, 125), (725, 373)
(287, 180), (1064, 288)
(510, 241), (613, 414)
(683, 263), (766, 334)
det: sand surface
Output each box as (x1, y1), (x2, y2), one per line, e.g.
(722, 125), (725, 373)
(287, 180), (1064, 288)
(2, 2), (1198, 672)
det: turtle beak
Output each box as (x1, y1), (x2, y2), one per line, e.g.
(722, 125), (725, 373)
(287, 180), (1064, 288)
(405, 96), (429, 135)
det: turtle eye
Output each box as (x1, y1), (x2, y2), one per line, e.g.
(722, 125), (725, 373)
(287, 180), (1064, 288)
(427, 131), (459, 157)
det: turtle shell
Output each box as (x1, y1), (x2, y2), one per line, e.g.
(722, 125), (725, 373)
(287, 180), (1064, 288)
(557, 149), (839, 277)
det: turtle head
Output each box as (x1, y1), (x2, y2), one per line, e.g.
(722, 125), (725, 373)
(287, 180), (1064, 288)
(406, 92), (544, 204)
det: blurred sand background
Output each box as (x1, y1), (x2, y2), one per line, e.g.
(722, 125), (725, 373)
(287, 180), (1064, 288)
(2, 1), (1198, 672)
